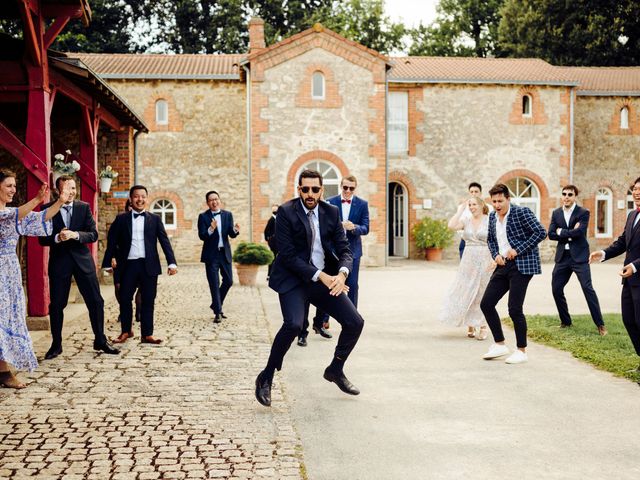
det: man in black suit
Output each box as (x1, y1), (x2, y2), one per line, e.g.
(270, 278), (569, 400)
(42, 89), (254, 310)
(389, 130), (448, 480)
(197, 191), (240, 323)
(549, 185), (606, 335)
(263, 203), (279, 281)
(39, 175), (119, 359)
(255, 169), (364, 407)
(102, 185), (177, 345)
(590, 177), (640, 364)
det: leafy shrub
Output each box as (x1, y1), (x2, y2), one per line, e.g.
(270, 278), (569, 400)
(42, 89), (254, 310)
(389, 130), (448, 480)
(232, 242), (274, 265)
(412, 216), (455, 250)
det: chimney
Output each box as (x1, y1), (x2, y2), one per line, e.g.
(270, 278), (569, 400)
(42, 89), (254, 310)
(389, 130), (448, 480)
(248, 18), (266, 54)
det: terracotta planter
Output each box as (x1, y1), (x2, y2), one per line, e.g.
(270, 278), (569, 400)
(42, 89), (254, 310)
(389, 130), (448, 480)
(424, 247), (443, 261)
(236, 263), (259, 286)
(100, 177), (113, 193)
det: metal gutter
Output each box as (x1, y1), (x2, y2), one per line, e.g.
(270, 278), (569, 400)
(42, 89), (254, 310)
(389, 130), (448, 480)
(569, 87), (575, 184)
(243, 64), (253, 240)
(389, 78), (579, 87)
(97, 73), (241, 81)
(576, 90), (640, 97)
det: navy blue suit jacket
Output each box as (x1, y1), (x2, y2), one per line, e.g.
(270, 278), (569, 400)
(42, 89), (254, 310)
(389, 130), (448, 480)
(604, 210), (640, 287)
(198, 209), (238, 264)
(327, 195), (369, 259)
(268, 199), (352, 295)
(548, 205), (590, 263)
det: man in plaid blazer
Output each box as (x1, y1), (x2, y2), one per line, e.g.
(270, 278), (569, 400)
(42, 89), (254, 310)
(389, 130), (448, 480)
(480, 183), (547, 364)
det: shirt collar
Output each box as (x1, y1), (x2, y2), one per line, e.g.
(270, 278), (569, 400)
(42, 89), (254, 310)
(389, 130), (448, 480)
(300, 199), (319, 216)
(210, 209), (221, 214)
(564, 203), (576, 214)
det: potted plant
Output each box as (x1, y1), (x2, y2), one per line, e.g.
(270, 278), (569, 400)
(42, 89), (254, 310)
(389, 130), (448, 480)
(411, 216), (455, 261)
(232, 241), (274, 286)
(99, 165), (119, 193)
(52, 150), (80, 183)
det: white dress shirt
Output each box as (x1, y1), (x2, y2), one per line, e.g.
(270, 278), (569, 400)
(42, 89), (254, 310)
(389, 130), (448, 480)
(55, 203), (75, 243)
(207, 210), (224, 248)
(341, 196), (352, 224)
(495, 207), (513, 257)
(127, 210), (146, 259)
(559, 203), (576, 250)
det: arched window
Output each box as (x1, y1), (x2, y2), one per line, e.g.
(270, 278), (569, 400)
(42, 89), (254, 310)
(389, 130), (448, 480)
(595, 188), (612, 238)
(620, 106), (629, 129)
(312, 71), (325, 100)
(522, 95), (532, 117)
(150, 198), (176, 228)
(155, 99), (168, 125)
(294, 160), (340, 198)
(505, 176), (540, 219)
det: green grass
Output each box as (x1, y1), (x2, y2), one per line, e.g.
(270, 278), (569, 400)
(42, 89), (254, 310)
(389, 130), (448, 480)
(503, 314), (640, 383)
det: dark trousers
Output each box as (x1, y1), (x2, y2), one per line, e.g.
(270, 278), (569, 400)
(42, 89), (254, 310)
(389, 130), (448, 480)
(266, 282), (364, 373)
(114, 278), (141, 323)
(552, 251), (604, 327)
(621, 283), (640, 356)
(49, 267), (106, 347)
(304, 258), (361, 335)
(205, 256), (233, 314)
(119, 259), (158, 337)
(480, 261), (532, 348)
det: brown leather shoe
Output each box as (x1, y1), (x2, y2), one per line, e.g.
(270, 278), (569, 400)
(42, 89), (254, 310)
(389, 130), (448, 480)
(112, 332), (134, 344)
(140, 336), (163, 345)
(598, 325), (608, 336)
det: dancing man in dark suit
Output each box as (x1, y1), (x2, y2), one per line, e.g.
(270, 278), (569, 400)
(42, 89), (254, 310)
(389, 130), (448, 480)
(102, 185), (177, 345)
(549, 185), (606, 334)
(480, 183), (547, 364)
(39, 175), (119, 359)
(255, 169), (365, 407)
(198, 191), (239, 323)
(299, 175), (369, 345)
(590, 177), (640, 366)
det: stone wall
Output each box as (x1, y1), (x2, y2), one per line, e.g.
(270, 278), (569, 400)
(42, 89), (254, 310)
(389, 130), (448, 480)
(105, 80), (248, 263)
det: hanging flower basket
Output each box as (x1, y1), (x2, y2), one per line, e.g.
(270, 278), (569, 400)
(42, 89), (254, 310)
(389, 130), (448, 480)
(100, 177), (113, 193)
(98, 165), (118, 194)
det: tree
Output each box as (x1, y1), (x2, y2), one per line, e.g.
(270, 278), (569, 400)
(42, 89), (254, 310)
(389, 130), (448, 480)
(498, 0), (640, 66)
(409, 0), (504, 57)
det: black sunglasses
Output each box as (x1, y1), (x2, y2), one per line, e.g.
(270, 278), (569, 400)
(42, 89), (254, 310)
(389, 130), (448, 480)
(561, 192), (575, 197)
(342, 186), (356, 192)
(300, 186), (321, 194)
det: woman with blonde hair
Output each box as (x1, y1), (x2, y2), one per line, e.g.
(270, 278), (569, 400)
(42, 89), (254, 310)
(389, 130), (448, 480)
(439, 196), (494, 340)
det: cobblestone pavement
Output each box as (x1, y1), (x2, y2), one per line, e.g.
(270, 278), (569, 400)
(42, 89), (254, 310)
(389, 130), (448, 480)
(0, 265), (303, 480)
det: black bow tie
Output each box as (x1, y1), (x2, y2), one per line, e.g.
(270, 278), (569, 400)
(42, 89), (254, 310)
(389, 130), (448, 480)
(212, 211), (221, 216)
(134, 212), (146, 219)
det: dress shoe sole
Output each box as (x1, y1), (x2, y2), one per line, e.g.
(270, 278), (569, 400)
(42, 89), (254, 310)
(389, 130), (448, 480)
(255, 375), (271, 407)
(323, 371), (360, 396)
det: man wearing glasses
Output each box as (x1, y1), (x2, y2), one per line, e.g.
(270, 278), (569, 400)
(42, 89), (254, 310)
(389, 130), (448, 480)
(255, 169), (364, 406)
(549, 185), (606, 334)
(298, 175), (369, 346)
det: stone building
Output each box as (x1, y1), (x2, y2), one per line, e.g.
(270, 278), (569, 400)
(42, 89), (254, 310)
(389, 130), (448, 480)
(71, 20), (640, 265)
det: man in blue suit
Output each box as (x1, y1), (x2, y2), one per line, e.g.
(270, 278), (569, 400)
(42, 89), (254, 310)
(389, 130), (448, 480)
(198, 191), (239, 323)
(298, 175), (369, 346)
(548, 185), (606, 334)
(480, 183), (547, 364)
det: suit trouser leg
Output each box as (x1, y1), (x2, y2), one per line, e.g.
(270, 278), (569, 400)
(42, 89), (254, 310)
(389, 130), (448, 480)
(266, 286), (308, 373)
(119, 260), (141, 335)
(49, 273), (72, 347)
(218, 260), (233, 310)
(139, 272), (158, 338)
(573, 262), (604, 327)
(480, 266), (510, 344)
(205, 261), (222, 314)
(551, 254), (573, 326)
(347, 257), (360, 308)
(621, 284), (640, 356)
(506, 269), (533, 349)
(73, 267), (106, 344)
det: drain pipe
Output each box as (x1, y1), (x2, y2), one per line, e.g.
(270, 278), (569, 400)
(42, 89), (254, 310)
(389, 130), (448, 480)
(243, 64), (253, 240)
(569, 87), (575, 184)
(384, 74), (389, 267)
(133, 129), (142, 185)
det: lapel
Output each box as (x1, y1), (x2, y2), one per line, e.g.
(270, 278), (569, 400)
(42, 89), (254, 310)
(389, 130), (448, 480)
(347, 196), (358, 222)
(628, 210), (640, 243)
(294, 200), (313, 250)
(505, 205), (516, 238)
(68, 201), (79, 230)
(329, 196), (342, 221)
(566, 206), (578, 228)
(143, 211), (152, 244)
(126, 211), (133, 241)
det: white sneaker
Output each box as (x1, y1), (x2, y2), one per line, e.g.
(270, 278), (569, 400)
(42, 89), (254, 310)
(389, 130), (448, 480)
(505, 350), (528, 364)
(482, 343), (510, 360)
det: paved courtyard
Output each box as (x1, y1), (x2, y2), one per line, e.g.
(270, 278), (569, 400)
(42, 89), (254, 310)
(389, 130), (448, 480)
(1, 260), (640, 480)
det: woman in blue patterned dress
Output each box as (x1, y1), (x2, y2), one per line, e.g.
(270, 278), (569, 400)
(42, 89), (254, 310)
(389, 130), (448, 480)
(0, 168), (70, 388)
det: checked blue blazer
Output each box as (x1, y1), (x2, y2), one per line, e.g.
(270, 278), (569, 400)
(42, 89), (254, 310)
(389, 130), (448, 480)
(487, 204), (547, 275)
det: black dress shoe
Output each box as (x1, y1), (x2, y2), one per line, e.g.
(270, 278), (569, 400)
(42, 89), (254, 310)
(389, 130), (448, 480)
(214, 314), (222, 323)
(93, 340), (120, 355)
(220, 312), (228, 319)
(297, 336), (307, 347)
(313, 325), (333, 339)
(44, 345), (63, 360)
(560, 323), (572, 328)
(323, 368), (360, 395)
(255, 371), (272, 407)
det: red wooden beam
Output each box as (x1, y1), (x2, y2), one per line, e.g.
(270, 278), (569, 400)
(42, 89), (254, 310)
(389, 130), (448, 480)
(49, 70), (93, 108)
(0, 120), (48, 184)
(18, 0), (42, 67)
(96, 105), (122, 131)
(43, 15), (71, 50)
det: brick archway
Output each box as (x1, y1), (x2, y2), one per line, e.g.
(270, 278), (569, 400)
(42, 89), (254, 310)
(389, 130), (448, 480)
(147, 190), (192, 234)
(494, 169), (552, 226)
(284, 150), (349, 202)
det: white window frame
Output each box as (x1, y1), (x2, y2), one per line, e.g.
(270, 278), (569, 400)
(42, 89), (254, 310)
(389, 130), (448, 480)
(155, 99), (168, 125)
(388, 91), (409, 154)
(312, 71), (325, 100)
(522, 94), (532, 117)
(627, 189), (635, 217)
(506, 176), (540, 219)
(294, 160), (340, 199)
(620, 106), (629, 129)
(150, 198), (177, 229)
(595, 187), (613, 238)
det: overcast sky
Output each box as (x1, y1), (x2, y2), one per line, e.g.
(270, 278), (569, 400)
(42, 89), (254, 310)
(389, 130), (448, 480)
(384, 0), (439, 28)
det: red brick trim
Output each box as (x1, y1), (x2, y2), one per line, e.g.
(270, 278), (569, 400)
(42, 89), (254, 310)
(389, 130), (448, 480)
(608, 98), (639, 135)
(558, 88), (572, 182)
(284, 150), (349, 202)
(494, 169), (551, 227)
(143, 93), (183, 132)
(147, 190), (192, 233)
(388, 171), (420, 258)
(295, 64), (342, 108)
(509, 86), (548, 125)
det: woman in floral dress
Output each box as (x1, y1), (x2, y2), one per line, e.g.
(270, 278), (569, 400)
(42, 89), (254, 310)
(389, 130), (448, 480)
(0, 168), (70, 388)
(439, 196), (495, 340)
